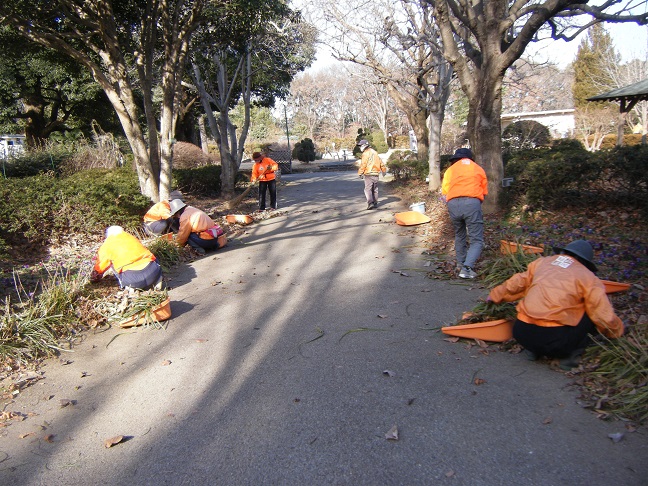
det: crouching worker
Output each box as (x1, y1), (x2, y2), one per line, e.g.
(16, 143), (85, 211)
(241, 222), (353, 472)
(169, 199), (227, 255)
(142, 190), (185, 236)
(91, 226), (163, 290)
(487, 240), (624, 370)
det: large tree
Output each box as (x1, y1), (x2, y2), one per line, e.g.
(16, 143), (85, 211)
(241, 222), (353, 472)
(190, 1), (315, 195)
(0, 0), (206, 202)
(427, 0), (647, 211)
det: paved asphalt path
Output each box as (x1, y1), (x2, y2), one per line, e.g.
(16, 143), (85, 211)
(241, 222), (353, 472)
(1, 171), (646, 485)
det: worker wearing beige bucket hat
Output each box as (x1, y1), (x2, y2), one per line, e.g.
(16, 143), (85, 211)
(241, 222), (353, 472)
(169, 199), (226, 255)
(487, 239), (624, 370)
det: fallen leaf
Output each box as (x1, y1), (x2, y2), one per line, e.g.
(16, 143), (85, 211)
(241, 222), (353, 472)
(382, 370), (395, 377)
(608, 432), (624, 443)
(543, 417), (553, 425)
(475, 338), (488, 348)
(18, 432), (34, 439)
(473, 378), (486, 386)
(80, 371), (88, 378)
(445, 470), (455, 478)
(104, 435), (125, 448)
(385, 424), (399, 441)
(59, 399), (76, 408)
(195, 339), (208, 343)
(162, 360), (172, 366)
(377, 314), (388, 319)
(625, 424), (637, 433)
(444, 337), (460, 343)
(43, 434), (55, 443)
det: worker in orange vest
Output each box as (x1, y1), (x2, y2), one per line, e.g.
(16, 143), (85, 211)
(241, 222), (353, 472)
(142, 190), (184, 236)
(169, 199), (226, 255)
(441, 148), (488, 279)
(487, 240), (624, 369)
(251, 151), (279, 211)
(357, 139), (387, 210)
(91, 226), (162, 290)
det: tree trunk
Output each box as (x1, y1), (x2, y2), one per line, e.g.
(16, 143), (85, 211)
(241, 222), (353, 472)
(427, 108), (444, 191)
(468, 71), (504, 214)
(199, 115), (210, 153)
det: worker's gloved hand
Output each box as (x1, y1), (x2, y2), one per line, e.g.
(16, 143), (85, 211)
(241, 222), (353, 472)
(486, 295), (493, 303)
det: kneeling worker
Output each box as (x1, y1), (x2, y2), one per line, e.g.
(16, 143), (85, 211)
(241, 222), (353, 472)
(487, 239), (624, 370)
(91, 226), (163, 290)
(143, 190), (184, 236)
(169, 199), (226, 255)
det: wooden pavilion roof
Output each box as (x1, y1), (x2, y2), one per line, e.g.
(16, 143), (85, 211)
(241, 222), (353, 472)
(587, 78), (648, 103)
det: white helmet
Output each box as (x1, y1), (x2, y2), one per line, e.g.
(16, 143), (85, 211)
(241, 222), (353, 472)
(105, 226), (124, 238)
(169, 199), (187, 215)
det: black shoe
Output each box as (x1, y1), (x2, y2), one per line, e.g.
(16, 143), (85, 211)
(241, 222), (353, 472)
(372, 202), (378, 209)
(367, 203), (373, 210)
(559, 348), (585, 370)
(523, 349), (539, 361)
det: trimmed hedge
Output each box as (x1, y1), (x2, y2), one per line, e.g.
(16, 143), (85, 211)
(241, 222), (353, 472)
(502, 143), (648, 213)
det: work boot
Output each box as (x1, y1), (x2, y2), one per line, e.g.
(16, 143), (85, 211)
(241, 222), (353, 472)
(559, 348), (585, 371)
(367, 203), (373, 210)
(523, 349), (539, 361)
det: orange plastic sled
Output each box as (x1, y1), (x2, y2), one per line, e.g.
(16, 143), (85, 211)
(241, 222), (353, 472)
(226, 214), (253, 225)
(441, 319), (514, 342)
(119, 298), (172, 328)
(600, 280), (631, 294)
(394, 211), (431, 226)
(500, 240), (544, 255)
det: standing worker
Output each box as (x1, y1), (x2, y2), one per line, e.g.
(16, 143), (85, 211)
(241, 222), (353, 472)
(487, 240), (624, 370)
(357, 139), (387, 210)
(142, 190), (185, 236)
(169, 199), (226, 255)
(441, 148), (488, 279)
(91, 226), (163, 290)
(251, 151), (279, 211)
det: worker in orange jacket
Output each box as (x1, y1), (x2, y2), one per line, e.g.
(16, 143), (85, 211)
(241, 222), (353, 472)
(441, 148), (488, 279)
(357, 139), (387, 209)
(169, 199), (226, 255)
(91, 226), (162, 290)
(142, 190), (184, 236)
(487, 240), (624, 369)
(251, 151), (279, 211)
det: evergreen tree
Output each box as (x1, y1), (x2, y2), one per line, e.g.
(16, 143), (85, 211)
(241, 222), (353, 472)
(572, 24), (619, 108)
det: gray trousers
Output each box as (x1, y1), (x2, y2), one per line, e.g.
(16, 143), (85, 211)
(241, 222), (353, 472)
(363, 175), (379, 204)
(447, 197), (484, 269)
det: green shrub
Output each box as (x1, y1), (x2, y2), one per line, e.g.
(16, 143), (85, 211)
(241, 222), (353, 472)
(502, 120), (551, 157)
(173, 164), (222, 197)
(370, 131), (388, 153)
(0, 144), (73, 178)
(0, 167), (148, 250)
(387, 151), (427, 180)
(292, 138), (316, 162)
(502, 142), (648, 215)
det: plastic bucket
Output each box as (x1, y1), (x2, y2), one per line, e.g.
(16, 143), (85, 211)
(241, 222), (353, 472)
(409, 202), (426, 213)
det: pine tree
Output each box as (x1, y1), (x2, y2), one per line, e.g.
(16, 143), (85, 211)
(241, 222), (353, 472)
(572, 24), (619, 108)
